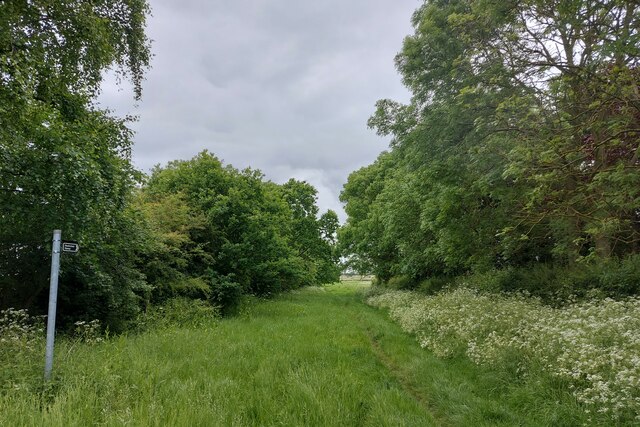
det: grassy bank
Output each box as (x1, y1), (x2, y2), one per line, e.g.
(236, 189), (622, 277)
(2, 283), (596, 426)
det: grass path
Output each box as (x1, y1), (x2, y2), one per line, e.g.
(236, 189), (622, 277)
(2, 282), (577, 426)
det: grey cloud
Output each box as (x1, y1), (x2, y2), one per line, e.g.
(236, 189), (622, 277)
(99, 0), (417, 222)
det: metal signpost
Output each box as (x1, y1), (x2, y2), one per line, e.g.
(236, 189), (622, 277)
(44, 230), (61, 381)
(44, 230), (79, 381)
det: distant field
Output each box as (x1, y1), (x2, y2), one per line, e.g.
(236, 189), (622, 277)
(1, 282), (592, 426)
(339, 275), (374, 282)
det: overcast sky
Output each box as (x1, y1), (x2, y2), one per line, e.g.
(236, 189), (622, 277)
(98, 0), (417, 221)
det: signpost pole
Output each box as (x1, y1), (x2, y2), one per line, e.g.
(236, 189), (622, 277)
(44, 229), (61, 381)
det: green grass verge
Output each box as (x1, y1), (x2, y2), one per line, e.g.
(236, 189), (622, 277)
(1, 282), (587, 426)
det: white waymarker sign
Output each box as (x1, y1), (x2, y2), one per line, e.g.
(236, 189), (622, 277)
(62, 241), (79, 253)
(44, 231), (80, 381)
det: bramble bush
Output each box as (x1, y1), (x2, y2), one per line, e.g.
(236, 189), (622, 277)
(368, 289), (640, 423)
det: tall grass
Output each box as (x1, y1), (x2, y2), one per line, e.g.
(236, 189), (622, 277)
(1, 283), (610, 426)
(1, 285), (435, 426)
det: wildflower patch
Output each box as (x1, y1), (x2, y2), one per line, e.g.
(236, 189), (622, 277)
(0, 308), (45, 391)
(367, 288), (640, 422)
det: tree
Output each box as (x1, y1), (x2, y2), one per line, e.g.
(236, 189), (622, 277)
(317, 210), (341, 283)
(0, 0), (151, 329)
(439, 0), (640, 260)
(340, 0), (640, 291)
(280, 179), (341, 283)
(339, 152), (401, 280)
(140, 152), (340, 308)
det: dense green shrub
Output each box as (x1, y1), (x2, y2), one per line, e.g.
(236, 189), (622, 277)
(136, 298), (220, 331)
(459, 255), (640, 301)
(598, 254), (640, 296)
(207, 272), (244, 314)
(167, 278), (212, 301)
(385, 275), (414, 290)
(464, 265), (559, 297)
(417, 276), (455, 294)
(138, 152), (340, 314)
(378, 253), (640, 302)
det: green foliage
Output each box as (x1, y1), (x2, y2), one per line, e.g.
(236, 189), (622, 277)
(339, 152), (401, 279)
(598, 254), (640, 295)
(280, 180), (341, 284)
(207, 272), (243, 314)
(460, 254), (640, 301)
(0, 0), (151, 330)
(0, 0), (151, 100)
(135, 297), (220, 331)
(138, 152), (341, 311)
(340, 0), (640, 294)
(385, 275), (413, 290)
(167, 277), (212, 301)
(134, 191), (211, 304)
(417, 275), (455, 295)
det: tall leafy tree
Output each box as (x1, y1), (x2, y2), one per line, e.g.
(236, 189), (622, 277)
(141, 152), (340, 308)
(280, 179), (341, 283)
(0, 0), (151, 328)
(341, 0), (640, 290)
(433, 0), (640, 259)
(339, 152), (401, 279)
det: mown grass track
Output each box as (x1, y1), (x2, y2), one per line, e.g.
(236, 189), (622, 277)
(1, 282), (583, 426)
